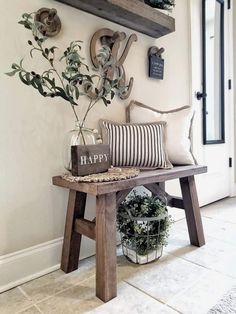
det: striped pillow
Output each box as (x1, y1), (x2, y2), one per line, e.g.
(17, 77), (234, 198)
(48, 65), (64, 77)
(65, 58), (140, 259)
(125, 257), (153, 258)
(99, 120), (172, 169)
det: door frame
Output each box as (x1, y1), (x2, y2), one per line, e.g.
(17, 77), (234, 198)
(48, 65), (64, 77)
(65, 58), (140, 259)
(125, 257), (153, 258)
(202, 0), (225, 145)
(188, 0), (235, 200)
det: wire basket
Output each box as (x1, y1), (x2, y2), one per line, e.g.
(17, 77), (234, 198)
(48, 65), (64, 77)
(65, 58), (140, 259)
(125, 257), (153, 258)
(117, 190), (172, 264)
(119, 213), (168, 264)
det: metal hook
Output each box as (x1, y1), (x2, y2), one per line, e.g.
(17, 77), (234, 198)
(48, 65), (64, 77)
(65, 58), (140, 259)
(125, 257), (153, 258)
(35, 8), (61, 37)
(148, 46), (165, 58)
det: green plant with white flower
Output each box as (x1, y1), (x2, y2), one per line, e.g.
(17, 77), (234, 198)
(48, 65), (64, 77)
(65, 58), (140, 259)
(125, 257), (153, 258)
(6, 12), (127, 143)
(117, 192), (173, 256)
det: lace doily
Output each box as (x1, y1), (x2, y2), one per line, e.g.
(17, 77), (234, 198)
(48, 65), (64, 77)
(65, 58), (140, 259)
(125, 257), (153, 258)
(62, 167), (140, 183)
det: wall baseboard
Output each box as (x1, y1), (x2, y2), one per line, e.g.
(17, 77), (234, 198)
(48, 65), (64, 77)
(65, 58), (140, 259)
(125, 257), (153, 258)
(0, 236), (96, 293)
(0, 238), (63, 293)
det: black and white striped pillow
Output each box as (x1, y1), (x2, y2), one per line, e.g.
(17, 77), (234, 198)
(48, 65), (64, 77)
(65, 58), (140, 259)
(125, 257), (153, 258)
(100, 120), (172, 169)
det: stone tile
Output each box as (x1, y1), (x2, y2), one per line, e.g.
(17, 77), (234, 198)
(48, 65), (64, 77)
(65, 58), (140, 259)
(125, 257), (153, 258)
(164, 228), (190, 255)
(173, 216), (236, 247)
(0, 287), (33, 314)
(213, 248), (236, 279)
(165, 228), (217, 258)
(201, 197), (236, 223)
(168, 271), (236, 314)
(117, 251), (169, 283)
(87, 282), (177, 314)
(21, 258), (95, 302)
(201, 217), (236, 246)
(126, 253), (209, 303)
(166, 234), (236, 278)
(1, 198), (235, 314)
(168, 207), (186, 222)
(117, 255), (141, 282)
(158, 306), (180, 314)
(17, 306), (41, 314)
(162, 219), (200, 253)
(86, 255), (96, 265)
(36, 276), (102, 314)
(168, 218), (187, 237)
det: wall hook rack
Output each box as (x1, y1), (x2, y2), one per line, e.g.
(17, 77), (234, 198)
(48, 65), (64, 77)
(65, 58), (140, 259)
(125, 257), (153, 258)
(35, 8), (61, 37)
(148, 46), (165, 58)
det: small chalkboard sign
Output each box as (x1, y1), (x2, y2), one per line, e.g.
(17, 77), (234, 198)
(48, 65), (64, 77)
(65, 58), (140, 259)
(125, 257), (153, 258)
(149, 55), (164, 80)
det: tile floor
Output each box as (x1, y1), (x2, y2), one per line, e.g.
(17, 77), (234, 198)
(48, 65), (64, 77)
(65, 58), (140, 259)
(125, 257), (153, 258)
(1, 197), (236, 314)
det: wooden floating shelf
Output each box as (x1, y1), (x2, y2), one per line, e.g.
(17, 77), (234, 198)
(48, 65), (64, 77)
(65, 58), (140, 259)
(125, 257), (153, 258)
(55, 0), (175, 38)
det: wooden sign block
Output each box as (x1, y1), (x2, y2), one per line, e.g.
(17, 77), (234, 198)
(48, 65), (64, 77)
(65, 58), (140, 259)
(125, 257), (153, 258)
(149, 55), (164, 79)
(71, 144), (111, 176)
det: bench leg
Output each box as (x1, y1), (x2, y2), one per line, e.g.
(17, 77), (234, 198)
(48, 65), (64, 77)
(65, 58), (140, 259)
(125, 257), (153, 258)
(158, 182), (165, 191)
(96, 193), (117, 302)
(180, 176), (205, 247)
(61, 190), (87, 273)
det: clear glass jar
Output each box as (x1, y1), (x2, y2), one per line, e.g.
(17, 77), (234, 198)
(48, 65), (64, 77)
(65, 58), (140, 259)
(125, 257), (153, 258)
(63, 121), (96, 171)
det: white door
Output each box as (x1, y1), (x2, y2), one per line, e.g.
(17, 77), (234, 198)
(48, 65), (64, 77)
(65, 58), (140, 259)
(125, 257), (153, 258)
(190, 0), (234, 206)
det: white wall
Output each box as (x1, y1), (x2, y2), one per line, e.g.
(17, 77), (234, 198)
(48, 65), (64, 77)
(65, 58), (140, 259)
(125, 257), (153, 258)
(0, 0), (191, 289)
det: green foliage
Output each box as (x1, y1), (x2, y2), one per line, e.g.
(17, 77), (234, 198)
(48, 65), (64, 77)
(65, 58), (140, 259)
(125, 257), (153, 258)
(144, 0), (175, 11)
(6, 12), (125, 124)
(117, 192), (173, 256)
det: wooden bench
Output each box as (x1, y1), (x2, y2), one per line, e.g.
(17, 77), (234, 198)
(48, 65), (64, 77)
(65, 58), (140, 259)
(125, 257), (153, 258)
(52, 165), (207, 302)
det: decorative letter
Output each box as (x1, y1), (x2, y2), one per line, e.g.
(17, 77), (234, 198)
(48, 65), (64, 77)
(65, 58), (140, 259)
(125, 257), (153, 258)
(80, 155), (87, 165)
(90, 28), (138, 99)
(93, 154), (99, 163)
(98, 155), (103, 163)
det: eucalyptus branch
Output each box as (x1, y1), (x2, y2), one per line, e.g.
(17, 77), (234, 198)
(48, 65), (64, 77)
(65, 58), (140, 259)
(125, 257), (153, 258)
(52, 68), (79, 122)
(81, 98), (97, 127)
(31, 36), (80, 121)
(6, 11), (128, 143)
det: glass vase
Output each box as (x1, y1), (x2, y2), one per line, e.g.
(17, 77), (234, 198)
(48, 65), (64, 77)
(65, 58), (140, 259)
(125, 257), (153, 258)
(63, 121), (96, 172)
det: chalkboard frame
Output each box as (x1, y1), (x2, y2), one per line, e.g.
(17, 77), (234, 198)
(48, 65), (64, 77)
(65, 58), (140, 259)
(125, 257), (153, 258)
(149, 55), (164, 80)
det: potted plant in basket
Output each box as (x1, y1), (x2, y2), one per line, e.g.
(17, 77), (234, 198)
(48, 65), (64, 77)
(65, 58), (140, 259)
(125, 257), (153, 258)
(6, 12), (127, 175)
(117, 191), (172, 264)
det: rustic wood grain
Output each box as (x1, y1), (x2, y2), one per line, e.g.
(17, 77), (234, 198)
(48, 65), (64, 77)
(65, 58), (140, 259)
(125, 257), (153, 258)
(116, 188), (133, 207)
(90, 28), (137, 100)
(71, 144), (110, 176)
(158, 182), (165, 191)
(75, 218), (96, 240)
(180, 176), (205, 247)
(61, 190), (87, 273)
(54, 0), (175, 38)
(144, 183), (184, 208)
(55, 166), (207, 302)
(144, 183), (171, 202)
(171, 196), (184, 209)
(96, 193), (117, 302)
(53, 165), (207, 195)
